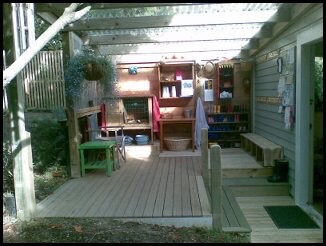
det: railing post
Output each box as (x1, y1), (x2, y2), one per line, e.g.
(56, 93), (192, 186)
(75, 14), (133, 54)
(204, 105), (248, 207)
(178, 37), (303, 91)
(211, 144), (222, 231)
(201, 128), (209, 191)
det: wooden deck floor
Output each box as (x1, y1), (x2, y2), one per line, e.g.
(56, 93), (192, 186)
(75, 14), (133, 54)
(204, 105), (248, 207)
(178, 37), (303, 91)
(36, 144), (323, 240)
(35, 145), (275, 231)
(236, 196), (323, 243)
(36, 145), (211, 221)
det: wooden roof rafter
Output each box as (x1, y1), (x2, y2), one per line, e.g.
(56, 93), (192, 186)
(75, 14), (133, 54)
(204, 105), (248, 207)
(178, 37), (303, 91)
(34, 3), (314, 61)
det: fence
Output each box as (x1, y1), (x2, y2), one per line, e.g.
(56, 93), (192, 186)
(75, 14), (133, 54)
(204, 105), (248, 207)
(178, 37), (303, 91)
(3, 50), (66, 112)
(23, 50), (66, 110)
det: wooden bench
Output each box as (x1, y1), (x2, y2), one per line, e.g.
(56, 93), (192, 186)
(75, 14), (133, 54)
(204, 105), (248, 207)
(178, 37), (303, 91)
(240, 133), (283, 167)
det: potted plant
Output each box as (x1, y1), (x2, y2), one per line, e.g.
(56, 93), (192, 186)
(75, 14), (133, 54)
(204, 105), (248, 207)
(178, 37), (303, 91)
(64, 46), (117, 100)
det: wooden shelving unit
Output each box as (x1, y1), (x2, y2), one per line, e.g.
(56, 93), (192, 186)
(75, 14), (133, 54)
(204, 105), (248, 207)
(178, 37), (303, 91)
(158, 62), (195, 102)
(207, 107), (250, 148)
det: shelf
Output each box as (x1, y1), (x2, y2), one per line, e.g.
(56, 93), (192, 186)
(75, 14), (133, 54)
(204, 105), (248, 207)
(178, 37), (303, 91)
(210, 139), (241, 142)
(208, 121), (249, 124)
(159, 62), (195, 102)
(219, 86), (234, 89)
(207, 112), (249, 115)
(217, 64), (234, 99)
(160, 80), (181, 83)
(207, 104), (249, 148)
(208, 130), (248, 133)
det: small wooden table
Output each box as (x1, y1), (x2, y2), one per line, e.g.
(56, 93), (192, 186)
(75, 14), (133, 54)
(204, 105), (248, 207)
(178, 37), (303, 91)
(79, 140), (117, 177)
(159, 117), (196, 152)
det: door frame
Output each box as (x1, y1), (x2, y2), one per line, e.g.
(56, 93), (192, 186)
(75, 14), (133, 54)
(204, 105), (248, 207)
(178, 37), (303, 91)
(295, 21), (323, 222)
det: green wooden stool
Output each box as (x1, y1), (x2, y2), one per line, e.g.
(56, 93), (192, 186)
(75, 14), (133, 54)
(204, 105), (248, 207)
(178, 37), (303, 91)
(79, 140), (117, 177)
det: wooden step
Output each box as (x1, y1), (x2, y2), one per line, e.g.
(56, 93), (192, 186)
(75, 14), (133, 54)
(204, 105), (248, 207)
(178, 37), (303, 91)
(221, 185), (252, 233)
(222, 167), (272, 178)
(223, 177), (291, 197)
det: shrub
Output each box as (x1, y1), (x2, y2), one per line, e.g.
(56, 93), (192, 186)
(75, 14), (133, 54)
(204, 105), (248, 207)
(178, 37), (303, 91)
(3, 140), (14, 193)
(30, 119), (68, 174)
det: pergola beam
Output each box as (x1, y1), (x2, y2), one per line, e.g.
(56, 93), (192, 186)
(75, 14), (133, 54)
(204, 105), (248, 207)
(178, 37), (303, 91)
(249, 3), (316, 57)
(62, 11), (282, 32)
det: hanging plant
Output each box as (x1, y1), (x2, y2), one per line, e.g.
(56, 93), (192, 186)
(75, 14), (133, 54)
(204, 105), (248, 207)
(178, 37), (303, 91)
(84, 63), (103, 80)
(64, 46), (117, 100)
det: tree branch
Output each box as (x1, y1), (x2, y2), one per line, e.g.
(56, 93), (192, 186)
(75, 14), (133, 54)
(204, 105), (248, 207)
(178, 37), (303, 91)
(3, 3), (91, 88)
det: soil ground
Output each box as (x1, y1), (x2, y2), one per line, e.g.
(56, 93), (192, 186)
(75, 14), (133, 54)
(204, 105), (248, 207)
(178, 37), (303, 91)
(3, 217), (249, 243)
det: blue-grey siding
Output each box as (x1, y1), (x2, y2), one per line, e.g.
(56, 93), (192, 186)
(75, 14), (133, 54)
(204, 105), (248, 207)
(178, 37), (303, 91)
(253, 4), (323, 196)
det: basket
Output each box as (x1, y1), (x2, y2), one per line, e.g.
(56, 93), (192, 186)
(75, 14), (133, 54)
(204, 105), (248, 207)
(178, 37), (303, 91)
(164, 137), (191, 151)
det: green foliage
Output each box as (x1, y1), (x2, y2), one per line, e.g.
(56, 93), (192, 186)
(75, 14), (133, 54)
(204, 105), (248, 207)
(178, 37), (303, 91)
(314, 57), (323, 112)
(3, 141), (14, 193)
(30, 119), (68, 174)
(64, 46), (117, 101)
(35, 15), (62, 51)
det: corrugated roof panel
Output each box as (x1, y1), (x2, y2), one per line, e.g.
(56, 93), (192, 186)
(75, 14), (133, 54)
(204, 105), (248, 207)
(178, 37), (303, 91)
(85, 3), (283, 19)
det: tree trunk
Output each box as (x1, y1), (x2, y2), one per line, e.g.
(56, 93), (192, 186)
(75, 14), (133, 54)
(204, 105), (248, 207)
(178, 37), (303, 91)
(3, 3), (91, 87)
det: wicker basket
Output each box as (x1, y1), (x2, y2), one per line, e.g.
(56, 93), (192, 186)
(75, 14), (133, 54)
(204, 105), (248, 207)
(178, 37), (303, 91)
(164, 137), (191, 151)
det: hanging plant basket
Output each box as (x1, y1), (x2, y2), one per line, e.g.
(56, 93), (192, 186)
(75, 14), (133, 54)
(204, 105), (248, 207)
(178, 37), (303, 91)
(84, 63), (104, 81)
(64, 46), (118, 101)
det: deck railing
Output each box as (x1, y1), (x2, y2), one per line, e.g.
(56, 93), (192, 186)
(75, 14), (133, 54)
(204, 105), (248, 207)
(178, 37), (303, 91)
(201, 128), (222, 231)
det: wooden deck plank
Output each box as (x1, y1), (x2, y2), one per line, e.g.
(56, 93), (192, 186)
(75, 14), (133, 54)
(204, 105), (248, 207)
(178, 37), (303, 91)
(236, 196), (323, 243)
(181, 157), (192, 216)
(192, 156), (201, 175)
(70, 175), (109, 217)
(101, 158), (143, 217)
(152, 157), (170, 217)
(162, 157), (175, 216)
(196, 176), (211, 216)
(36, 179), (79, 217)
(87, 160), (137, 216)
(221, 187), (239, 227)
(133, 156), (160, 217)
(35, 144), (324, 241)
(223, 186), (251, 231)
(73, 175), (114, 217)
(122, 156), (155, 217)
(46, 177), (93, 217)
(173, 157), (182, 216)
(142, 156), (165, 217)
(83, 166), (131, 217)
(188, 156), (203, 216)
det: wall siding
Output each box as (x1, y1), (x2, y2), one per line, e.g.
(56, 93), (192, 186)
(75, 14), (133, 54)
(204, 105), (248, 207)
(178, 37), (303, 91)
(253, 3), (323, 197)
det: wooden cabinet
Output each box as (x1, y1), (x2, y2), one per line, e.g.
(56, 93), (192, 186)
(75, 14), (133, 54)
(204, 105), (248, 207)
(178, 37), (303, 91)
(217, 64), (234, 99)
(158, 62), (195, 100)
(207, 105), (249, 148)
(103, 96), (153, 144)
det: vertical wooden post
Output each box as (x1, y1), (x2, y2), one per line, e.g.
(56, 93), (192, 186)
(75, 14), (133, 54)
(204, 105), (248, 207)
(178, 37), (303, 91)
(211, 144), (222, 231)
(4, 3), (36, 221)
(65, 106), (81, 177)
(201, 128), (209, 191)
(62, 31), (81, 178)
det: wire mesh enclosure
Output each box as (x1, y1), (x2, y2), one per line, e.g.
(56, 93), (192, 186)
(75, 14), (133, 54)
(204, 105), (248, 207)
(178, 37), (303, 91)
(122, 97), (149, 124)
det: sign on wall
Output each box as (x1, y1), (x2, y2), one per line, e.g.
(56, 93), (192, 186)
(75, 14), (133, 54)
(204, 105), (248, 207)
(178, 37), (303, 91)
(204, 79), (214, 101)
(277, 46), (296, 130)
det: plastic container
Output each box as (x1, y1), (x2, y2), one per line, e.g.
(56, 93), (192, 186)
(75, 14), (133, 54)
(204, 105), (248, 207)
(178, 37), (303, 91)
(184, 109), (192, 118)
